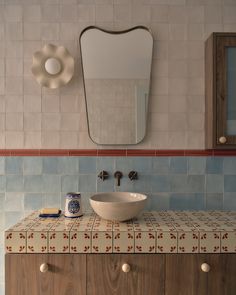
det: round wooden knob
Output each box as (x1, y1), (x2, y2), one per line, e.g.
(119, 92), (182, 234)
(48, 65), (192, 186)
(40, 263), (49, 273)
(201, 263), (210, 273)
(122, 263), (131, 273)
(219, 136), (227, 144)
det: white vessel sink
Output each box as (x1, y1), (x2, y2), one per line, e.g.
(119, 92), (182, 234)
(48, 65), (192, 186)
(89, 192), (147, 221)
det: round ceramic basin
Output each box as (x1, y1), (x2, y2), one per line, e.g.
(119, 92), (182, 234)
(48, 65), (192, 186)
(89, 192), (147, 221)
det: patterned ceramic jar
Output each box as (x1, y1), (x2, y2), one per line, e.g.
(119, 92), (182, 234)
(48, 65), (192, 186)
(65, 192), (83, 218)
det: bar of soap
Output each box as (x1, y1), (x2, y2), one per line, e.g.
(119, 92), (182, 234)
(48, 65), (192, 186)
(40, 208), (60, 215)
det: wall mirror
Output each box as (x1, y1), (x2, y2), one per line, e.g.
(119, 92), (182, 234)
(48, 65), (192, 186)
(80, 26), (153, 145)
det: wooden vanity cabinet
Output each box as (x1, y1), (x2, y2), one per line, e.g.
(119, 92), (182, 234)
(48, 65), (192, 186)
(5, 253), (236, 295)
(165, 254), (236, 295)
(5, 254), (86, 295)
(205, 32), (236, 149)
(87, 254), (165, 295)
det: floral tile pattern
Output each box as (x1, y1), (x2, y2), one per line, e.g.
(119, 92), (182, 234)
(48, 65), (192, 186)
(4, 210), (236, 253)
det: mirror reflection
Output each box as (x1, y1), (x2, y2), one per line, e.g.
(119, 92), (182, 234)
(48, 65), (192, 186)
(80, 26), (153, 145)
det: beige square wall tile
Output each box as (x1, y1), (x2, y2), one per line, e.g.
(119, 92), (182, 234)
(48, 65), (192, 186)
(156, 231), (178, 253)
(178, 231), (199, 253)
(60, 132), (78, 149)
(49, 231), (70, 253)
(6, 95), (23, 112)
(70, 231), (91, 253)
(6, 59), (23, 76)
(23, 5), (41, 22)
(5, 5), (23, 22)
(5, 231), (26, 253)
(200, 232), (220, 253)
(5, 131), (24, 148)
(6, 77), (23, 95)
(221, 232), (236, 253)
(42, 95), (60, 113)
(24, 95), (41, 113)
(60, 95), (79, 113)
(42, 131), (60, 148)
(42, 113), (60, 130)
(24, 113), (41, 131)
(24, 132), (41, 149)
(27, 231), (48, 253)
(113, 231), (134, 253)
(134, 231), (156, 253)
(92, 231), (112, 253)
(6, 113), (23, 131)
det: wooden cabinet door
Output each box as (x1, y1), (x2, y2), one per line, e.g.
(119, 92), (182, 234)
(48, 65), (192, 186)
(87, 254), (165, 295)
(5, 254), (86, 295)
(206, 254), (236, 295)
(165, 254), (207, 295)
(165, 254), (236, 295)
(205, 32), (236, 148)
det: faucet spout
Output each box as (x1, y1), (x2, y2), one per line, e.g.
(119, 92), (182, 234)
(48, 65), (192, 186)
(114, 171), (123, 186)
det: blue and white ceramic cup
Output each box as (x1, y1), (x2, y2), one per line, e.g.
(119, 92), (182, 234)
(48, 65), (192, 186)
(65, 192), (83, 218)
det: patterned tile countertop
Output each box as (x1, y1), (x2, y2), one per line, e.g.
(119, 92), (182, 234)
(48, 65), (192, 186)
(5, 211), (236, 254)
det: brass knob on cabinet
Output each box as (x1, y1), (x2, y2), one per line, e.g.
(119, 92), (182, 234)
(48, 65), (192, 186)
(219, 136), (227, 144)
(40, 263), (49, 273)
(122, 263), (131, 273)
(201, 263), (210, 273)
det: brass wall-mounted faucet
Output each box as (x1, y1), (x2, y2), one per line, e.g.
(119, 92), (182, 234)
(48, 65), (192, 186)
(114, 171), (123, 186)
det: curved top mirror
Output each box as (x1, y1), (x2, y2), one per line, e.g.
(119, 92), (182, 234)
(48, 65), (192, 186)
(80, 26), (153, 145)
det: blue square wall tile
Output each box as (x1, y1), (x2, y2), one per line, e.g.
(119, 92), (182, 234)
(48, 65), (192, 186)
(24, 175), (42, 192)
(0, 193), (4, 211)
(0, 157), (5, 175)
(42, 175), (61, 193)
(224, 193), (236, 210)
(224, 175), (236, 192)
(187, 175), (205, 193)
(115, 157), (133, 174)
(206, 174), (223, 193)
(97, 177), (115, 192)
(96, 157), (115, 174)
(206, 157), (223, 174)
(206, 193), (223, 210)
(0, 176), (6, 192)
(6, 175), (24, 192)
(79, 174), (96, 192)
(5, 192), (24, 211)
(131, 157), (152, 174)
(223, 157), (236, 174)
(43, 194), (61, 208)
(152, 157), (169, 174)
(42, 157), (59, 174)
(23, 157), (42, 175)
(188, 157), (206, 175)
(150, 175), (170, 192)
(79, 157), (96, 174)
(61, 175), (78, 192)
(24, 193), (43, 211)
(148, 193), (170, 210)
(170, 175), (188, 193)
(6, 157), (23, 174)
(58, 157), (79, 174)
(170, 157), (187, 174)
(170, 193), (205, 210)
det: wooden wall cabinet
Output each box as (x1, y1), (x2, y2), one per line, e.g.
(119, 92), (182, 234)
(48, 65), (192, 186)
(5, 253), (236, 295)
(206, 32), (236, 149)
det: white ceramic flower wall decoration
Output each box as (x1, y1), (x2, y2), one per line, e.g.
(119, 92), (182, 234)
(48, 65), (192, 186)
(31, 44), (75, 89)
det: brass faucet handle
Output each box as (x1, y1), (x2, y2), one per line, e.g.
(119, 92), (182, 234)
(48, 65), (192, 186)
(128, 171), (138, 180)
(98, 170), (109, 181)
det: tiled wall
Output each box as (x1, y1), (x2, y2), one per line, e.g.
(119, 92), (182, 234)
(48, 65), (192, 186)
(0, 0), (236, 149)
